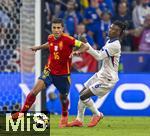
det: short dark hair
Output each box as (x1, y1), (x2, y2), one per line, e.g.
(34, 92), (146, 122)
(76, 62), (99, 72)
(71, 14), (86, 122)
(51, 18), (64, 27)
(113, 20), (126, 35)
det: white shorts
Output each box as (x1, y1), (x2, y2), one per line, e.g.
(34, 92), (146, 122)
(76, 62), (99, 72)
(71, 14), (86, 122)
(84, 73), (116, 96)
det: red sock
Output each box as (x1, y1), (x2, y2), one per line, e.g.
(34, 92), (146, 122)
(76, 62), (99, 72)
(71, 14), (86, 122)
(62, 99), (69, 116)
(20, 92), (36, 113)
(60, 96), (69, 117)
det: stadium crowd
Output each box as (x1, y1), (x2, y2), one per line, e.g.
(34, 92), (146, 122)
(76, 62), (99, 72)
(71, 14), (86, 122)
(0, 0), (150, 73)
(45, 0), (150, 52)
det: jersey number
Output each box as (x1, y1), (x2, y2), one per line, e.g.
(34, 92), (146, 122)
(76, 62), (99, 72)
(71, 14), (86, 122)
(54, 52), (60, 60)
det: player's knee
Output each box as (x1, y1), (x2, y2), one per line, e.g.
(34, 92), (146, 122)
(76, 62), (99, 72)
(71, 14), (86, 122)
(80, 94), (86, 101)
(79, 87), (86, 95)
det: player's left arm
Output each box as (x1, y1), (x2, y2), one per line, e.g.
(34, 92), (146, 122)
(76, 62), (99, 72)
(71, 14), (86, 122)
(75, 39), (89, 52)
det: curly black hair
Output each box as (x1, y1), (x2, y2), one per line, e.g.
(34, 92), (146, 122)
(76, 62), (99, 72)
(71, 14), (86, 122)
(113, 20), (127, 36)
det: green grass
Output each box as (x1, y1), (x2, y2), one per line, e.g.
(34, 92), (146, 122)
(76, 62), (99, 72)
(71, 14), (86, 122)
(1, 114), (150, 136)
(50, 115), (150, 136)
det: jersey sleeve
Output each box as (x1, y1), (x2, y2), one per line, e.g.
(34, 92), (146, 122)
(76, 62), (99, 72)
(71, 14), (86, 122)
(87, 42), (120, 60)
(66, 35), (82, 47)
(105, 43), (120, 57)
(65, 35), (75, 45)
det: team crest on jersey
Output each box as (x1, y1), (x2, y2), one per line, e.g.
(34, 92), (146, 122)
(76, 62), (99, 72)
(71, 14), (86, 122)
(50, 43), (53, 46)
(54, 46), (58, 51)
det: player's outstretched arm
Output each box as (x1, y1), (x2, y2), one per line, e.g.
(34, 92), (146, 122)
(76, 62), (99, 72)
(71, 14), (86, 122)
(30, 42), (49, 52)
(79, 42), (89, 53)
(69, 40), (89, 58)
(86, 43), (108, 61)
(75, 35), (89, 53)
(73, 35), (105, 60)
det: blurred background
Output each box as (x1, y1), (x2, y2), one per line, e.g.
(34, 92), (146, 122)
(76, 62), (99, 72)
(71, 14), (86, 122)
(0, 0), (150, 116)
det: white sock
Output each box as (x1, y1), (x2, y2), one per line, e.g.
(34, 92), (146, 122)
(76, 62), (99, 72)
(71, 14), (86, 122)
(83, 98), (100, 116)
(76, 99), (86, 122)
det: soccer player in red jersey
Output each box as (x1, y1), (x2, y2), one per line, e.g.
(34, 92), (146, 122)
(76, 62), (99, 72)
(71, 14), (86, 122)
(11, 18), (89, 128)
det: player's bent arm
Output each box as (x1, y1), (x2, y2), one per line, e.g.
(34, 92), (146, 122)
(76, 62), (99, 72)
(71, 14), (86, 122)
(30, 42), (49, 51)
(86, 43), (108, 61)
(69, 40), (89, 58)
(74, 40), (89, 53)
(78, 42), (89, 53)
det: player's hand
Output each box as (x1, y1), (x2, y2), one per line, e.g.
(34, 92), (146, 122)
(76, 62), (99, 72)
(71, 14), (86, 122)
(69, 51), (81, 58)
(30, 47), (38, 52)
(78, 34), (87, 43)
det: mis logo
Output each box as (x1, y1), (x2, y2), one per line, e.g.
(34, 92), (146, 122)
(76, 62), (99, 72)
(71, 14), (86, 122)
(5, 113), (48, 132)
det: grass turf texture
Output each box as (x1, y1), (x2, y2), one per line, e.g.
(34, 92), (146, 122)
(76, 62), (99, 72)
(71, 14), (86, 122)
(50, 115), (150, 136)
(0, 114), (150, 136)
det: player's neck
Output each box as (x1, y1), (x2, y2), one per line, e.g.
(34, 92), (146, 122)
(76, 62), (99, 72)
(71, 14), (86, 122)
(109, 37), (119, 43)
(54, 36), (61, 40)
(53, 33), (63, 40)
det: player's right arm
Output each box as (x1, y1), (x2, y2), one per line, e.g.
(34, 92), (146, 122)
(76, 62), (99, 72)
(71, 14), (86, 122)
(30, 42), (49, 52)
(69, 40), (89, 58)
(87, 43), (120, 61)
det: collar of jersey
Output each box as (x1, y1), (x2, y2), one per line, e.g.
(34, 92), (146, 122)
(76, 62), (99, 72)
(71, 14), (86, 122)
(108, 38), (119, 43)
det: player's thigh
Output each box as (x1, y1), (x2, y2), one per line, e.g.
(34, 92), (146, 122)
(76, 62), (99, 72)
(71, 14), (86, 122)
(89, 81), (112, 97)
(32, 68), (52, 95)
(52, 75), (71, 95)
(38, 69), (53, 88)
(84, 73), (99, 89)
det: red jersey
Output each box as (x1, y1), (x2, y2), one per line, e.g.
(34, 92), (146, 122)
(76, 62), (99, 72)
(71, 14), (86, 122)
(45, 33), (76, 75)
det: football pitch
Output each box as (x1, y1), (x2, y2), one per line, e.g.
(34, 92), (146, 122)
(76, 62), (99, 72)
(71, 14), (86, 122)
(1, 114), (150, 136)
(50, 115), (150, 136)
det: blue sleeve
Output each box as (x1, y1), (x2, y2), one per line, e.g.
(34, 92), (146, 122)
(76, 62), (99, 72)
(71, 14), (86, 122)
(105, 0), (113, 10)
(101, 0), (114, 16)
(84, 8), (91, 20)
(76, 12), (83, 23)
